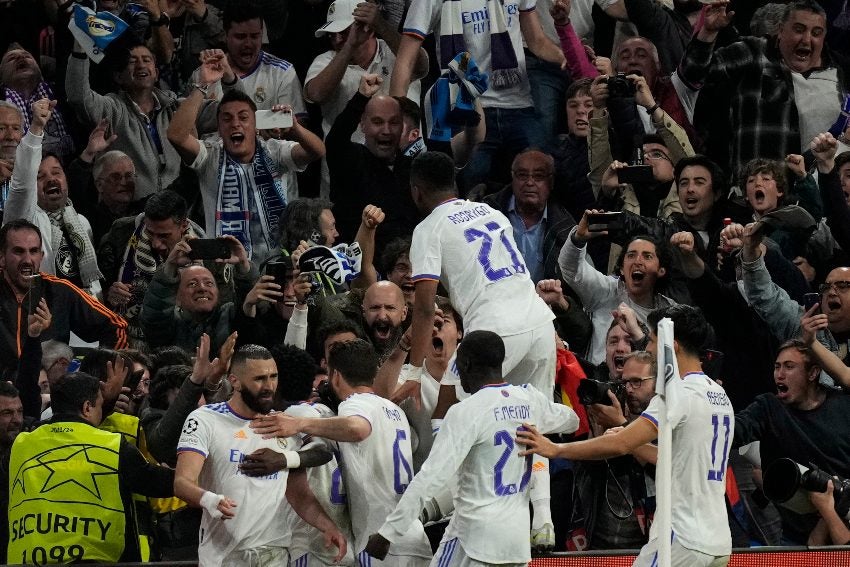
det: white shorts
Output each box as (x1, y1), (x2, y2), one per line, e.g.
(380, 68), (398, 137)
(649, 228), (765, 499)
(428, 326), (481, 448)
(290, 551), (354, 566)
(356, 550), (430, 567)
(632, 539), (729, 567)
(223, 546), (289, 567)
(430, 538), (526, 567)
(444, 322), (556, 397)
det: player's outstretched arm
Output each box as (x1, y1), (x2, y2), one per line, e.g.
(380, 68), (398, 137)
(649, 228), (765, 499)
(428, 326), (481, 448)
(286, 470), (348, 562)
(517, 418), (657, 461)
(238, 446), (333, 476)
(251, 413), (372, 443)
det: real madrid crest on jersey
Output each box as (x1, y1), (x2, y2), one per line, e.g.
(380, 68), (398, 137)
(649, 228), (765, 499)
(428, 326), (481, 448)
(254, 87), (266, 103)
(277, 437), (288, 450)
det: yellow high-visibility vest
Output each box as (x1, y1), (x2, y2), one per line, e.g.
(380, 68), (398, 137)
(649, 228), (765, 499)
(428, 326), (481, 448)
(8, 421), (125, 564)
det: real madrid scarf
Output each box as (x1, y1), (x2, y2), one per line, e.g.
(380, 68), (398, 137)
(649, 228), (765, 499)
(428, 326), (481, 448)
(48, 203), (103, 289)
(215, 140), (286, 260)
(438, 0), (520, 89)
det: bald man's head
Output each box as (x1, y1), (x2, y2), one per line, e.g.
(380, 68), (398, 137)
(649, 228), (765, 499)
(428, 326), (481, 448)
(362, 281), (408, 352)
(361, 95), (403, 163)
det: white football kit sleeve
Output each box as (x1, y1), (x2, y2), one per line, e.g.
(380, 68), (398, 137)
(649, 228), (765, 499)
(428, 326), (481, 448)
(337, 393), (432, 561)
(177, 402), (303, 567)
(378, 383), (578, 564)
(640, 372), (734, 558)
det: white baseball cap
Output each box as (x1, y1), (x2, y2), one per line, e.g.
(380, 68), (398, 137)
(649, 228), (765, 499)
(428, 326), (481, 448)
(314, 0), (359, 38)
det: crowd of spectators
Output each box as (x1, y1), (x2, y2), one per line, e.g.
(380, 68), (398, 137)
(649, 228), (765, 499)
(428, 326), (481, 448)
(0, 0), (849, 561)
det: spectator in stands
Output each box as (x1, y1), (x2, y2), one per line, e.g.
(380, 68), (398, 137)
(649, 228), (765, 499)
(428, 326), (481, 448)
(0, 101), (23, 214)
(679, 0), (848, 177)
(305, 0), (427, 193)
(553, 78), (597, 221)
(98, 190), (204, 349)
(168, 55), (324, 265)
(159, 0), (225, 90)
(560, 213), (675, 364)
(3, 98), (102, 296)
(379, 237), (413, 305)
(733, 339), (850, 544)
(390, 0), (567, 188)
(484, 148), (576, 283)
(0, 218), (127, 378)
(140, 234), (257, 355)
(66, 42), (242, 196)
(0, 46), (73, 160)
(326, 74), (418, 248)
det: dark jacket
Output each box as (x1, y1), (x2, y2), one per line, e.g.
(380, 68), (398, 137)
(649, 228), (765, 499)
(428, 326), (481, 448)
(326, 92), (419, 253)
(0, 274), (127, 377)
(553, 134), (596, 222)
(483, 186), (577, 283)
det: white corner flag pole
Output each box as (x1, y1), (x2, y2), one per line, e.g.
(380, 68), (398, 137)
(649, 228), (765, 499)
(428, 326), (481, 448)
(655, 318), (678, 567)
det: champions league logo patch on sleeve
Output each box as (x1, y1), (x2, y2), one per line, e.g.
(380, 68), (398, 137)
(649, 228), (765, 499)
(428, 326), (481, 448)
(68, 5), (129, 63)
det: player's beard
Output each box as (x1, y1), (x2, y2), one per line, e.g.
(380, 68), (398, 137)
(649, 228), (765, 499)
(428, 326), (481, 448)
(241, 387), (275, 415)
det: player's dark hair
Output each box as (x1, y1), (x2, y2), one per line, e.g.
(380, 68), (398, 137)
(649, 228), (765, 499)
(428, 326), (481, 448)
(328, 339), (378, 387)
(456, 330), (504, 387)
(51, 372), (101, 416)
(272, 344), (319, 404)
(647, 305), (713, 357)
(223, 0), (264, 31)
(0, 219), (42, 253)
(218, 89), (257, 116)
(232, 344), (273, 370)
(144, 189), (188, 223)
(674, 154), (727, 196)
(149, 365), (192, 410)
(410, 152), (456, 196)
(79, 348), (132, 384)
(279, 198), (334, 251)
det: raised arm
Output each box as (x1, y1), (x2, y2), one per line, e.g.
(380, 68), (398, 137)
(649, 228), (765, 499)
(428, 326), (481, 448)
(389, 34), (424, 97)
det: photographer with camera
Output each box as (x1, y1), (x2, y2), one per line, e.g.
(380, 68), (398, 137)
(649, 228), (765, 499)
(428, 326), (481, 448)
(733, 339), (850, 544)
(808, 479), (850, 545)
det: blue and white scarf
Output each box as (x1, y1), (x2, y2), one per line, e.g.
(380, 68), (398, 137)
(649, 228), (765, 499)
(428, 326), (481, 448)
(215, 140), (286, 260)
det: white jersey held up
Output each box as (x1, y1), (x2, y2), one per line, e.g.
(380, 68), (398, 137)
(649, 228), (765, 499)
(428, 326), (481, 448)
(410, 199), (553, 337)
(640, 372), (735, 558)
(177, 402), (302, 567)
(378, 383), (579, 564)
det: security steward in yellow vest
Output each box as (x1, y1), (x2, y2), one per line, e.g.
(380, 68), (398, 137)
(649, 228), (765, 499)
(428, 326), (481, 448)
(7, 372), (174, 564)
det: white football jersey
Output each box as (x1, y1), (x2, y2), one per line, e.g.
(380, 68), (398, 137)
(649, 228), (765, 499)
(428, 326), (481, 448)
(379, 383), (578, 563)
(177, 402), (302, 566)
(285, 402), (355, 566)
(410, 199), (554, 336)
(640, 372), (735, 557)
(337, 393), (431, 559)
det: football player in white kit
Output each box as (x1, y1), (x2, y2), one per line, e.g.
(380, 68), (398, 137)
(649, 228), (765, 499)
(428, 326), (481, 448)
(400, 151), (559, 547)
(517, 305), (734, 567)
(251, 339), (432, 567)
(365, 330), (579, 566)
(174, 345), (347, 567)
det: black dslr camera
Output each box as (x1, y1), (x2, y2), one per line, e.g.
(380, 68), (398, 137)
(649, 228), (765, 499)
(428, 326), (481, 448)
(763, 458), (850, 518)
(606, 73), (636, 98)
(577, 378), (625, 407)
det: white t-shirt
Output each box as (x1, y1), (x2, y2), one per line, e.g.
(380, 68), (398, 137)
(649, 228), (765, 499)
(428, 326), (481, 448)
(192, 51), (307, 115)
(284, 402), (355, 566)
(640, 372), (734, 557)
(403, 0), (534, 109)
(177, 402), (303, 566)
(337, 392), (432, 559)
(189, 138), (303, 265)
(379, 383), (578, 563)
(410, 198), (554, 336)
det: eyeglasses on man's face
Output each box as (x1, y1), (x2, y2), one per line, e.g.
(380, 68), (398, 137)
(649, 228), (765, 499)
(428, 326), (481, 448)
(818, 281), (850, 295)
(621, 376), (654, 389)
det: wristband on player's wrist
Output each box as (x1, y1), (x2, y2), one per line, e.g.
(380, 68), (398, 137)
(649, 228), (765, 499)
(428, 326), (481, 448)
(200, 491), (224, 518)
(282, 450), (301, 469)
(399, 364), (422, 383)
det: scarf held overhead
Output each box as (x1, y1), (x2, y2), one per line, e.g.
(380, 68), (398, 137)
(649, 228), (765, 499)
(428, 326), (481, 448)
(215, 140), (286, 260)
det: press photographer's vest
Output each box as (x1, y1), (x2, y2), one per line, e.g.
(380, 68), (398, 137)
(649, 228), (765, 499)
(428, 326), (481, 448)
(7, 422), (125, 564)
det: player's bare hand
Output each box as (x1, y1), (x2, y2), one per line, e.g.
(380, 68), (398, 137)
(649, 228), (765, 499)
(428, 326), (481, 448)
(249, 412), (301, 438)
(239, 448), (287, 476)
(324, 527), (348, 563)
(365, 533), (390, 560)
(218, 497), (238, 519)
(516, 423), (560, 458)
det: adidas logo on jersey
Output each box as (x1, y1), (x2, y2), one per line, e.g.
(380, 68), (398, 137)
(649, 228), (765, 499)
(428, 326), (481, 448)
(234, 430), (248, 439)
